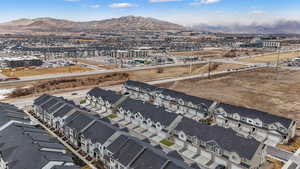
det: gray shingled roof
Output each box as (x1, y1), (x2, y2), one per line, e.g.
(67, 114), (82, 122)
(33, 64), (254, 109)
(125, 80), (159, 92)
(218, 103), (293, 128)
(0, 124), (77, 169)
(124, 80), (214, 108)
(53, 104), (75, 118)
(119, 98), (178, 126)
(82, 120), (117, 144)
(159, 88), (214, 108)
(175, 117), (261, 160)
(88, 87), (122, 104)
(130, 149), (168, 169)
(109, 134), (195, 169)
(51, 166), (81, 169)
(34, 94), (52, 106)
(65, 113), (95, 132)
(0, 103), (30, 127)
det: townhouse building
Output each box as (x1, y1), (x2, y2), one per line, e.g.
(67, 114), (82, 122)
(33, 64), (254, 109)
(117, 98), (180, 140)
(123, 80), (215, 120)
(86, 88), (123, 113)
(105, 134), (197, 169)
(33, 94), (198, 169)
(173, 117), (266, 169)
(86, 87), (180, 140)
(0, 102), (80, 169)
(213, 103), (296, 145)
(122, 80), (296, 144)
(34, 89), (291, 169)
(83, 88), (267, 169)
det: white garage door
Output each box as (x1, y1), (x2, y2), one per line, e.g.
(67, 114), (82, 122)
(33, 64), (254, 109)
(267, 134), (282, 145)
(215, 156), (227, 166)
(241, 126), (251, 133)
(256, 130), (267, 138)
(174, 138), (184, 147)
(187, 144), (198, 153)
(201, 151), (212, 160)
(158, 132), (167, 138)
(231, 164), (242, 169)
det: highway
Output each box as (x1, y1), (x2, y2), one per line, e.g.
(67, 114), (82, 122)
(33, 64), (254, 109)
(0, 57), (260, 85)
(1, 48), (298, 85)
(3, 63), (264, 109)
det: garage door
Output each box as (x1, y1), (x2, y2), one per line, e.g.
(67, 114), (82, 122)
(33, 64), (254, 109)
(256, 130), (267, 139)
(215, 156), (227, 166)
(231, 164), (242, 169)
(267, 134), (282, 144)
(187, 144), (198, 153)
(201, 151), (212, 160)
(149, 127), (157, 134)
(158, 132), (167, 138)
(174, 138), (184, 147)
(241, 126), (251, 133)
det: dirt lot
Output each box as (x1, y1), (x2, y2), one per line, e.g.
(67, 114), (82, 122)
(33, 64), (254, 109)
(128, 62), (244, 82)
(8, 73), (128, 98)
(171, 48), (268, 59)
(165, 67), (300, 125)
(74, 58), (118, 69)
(240, 50), (300, 63)
(266, 157), (284, 169)
(277, 136), (300, 152)
(1, 65), (93, 77)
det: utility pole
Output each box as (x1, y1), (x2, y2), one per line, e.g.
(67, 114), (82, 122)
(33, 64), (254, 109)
(208, 60), (211, 78)
(189, 56), (192, 74)
(276, 42), (281, 70)
(276, 48), (280, 69)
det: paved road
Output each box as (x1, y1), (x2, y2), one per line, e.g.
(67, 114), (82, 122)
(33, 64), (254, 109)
(0, 60), (208, 84)
(0, 56), (262, 85)
(3, 63), (264, 108)
(267, 146), (293, 162)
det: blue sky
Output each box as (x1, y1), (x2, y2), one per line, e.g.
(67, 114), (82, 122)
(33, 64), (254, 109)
(0, 0), (299, 25)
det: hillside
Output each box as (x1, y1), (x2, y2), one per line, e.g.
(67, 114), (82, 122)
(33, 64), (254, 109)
(0, 16), (186, 34)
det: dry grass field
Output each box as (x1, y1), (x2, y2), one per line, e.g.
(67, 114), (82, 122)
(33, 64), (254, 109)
(277, 136), (300, 152)
(240, 50), (300, 63)
(128, 63), (244, 81)
(266, 157), (284, 169)
(166, 67), (300, 125)
(171, 49), (267, 59)
(74, 58), (118, 69)
(1, 65), (93, 77)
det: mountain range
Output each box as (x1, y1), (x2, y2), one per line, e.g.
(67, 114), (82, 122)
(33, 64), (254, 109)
(0, 16), (185, 34)
(192, 20), (300, 34)
(0, 16), (300, 34)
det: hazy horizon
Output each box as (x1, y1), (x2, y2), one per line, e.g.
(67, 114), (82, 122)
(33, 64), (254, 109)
(0, 0), (299, 26)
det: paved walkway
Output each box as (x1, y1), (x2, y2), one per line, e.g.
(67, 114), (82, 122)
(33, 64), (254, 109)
(266, 146), (293, 162)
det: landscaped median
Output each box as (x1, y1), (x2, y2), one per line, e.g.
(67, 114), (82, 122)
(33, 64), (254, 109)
(160, 139), (175, 147)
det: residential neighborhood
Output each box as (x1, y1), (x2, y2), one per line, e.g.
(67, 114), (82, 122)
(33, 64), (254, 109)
(1, 3), (300, 168)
